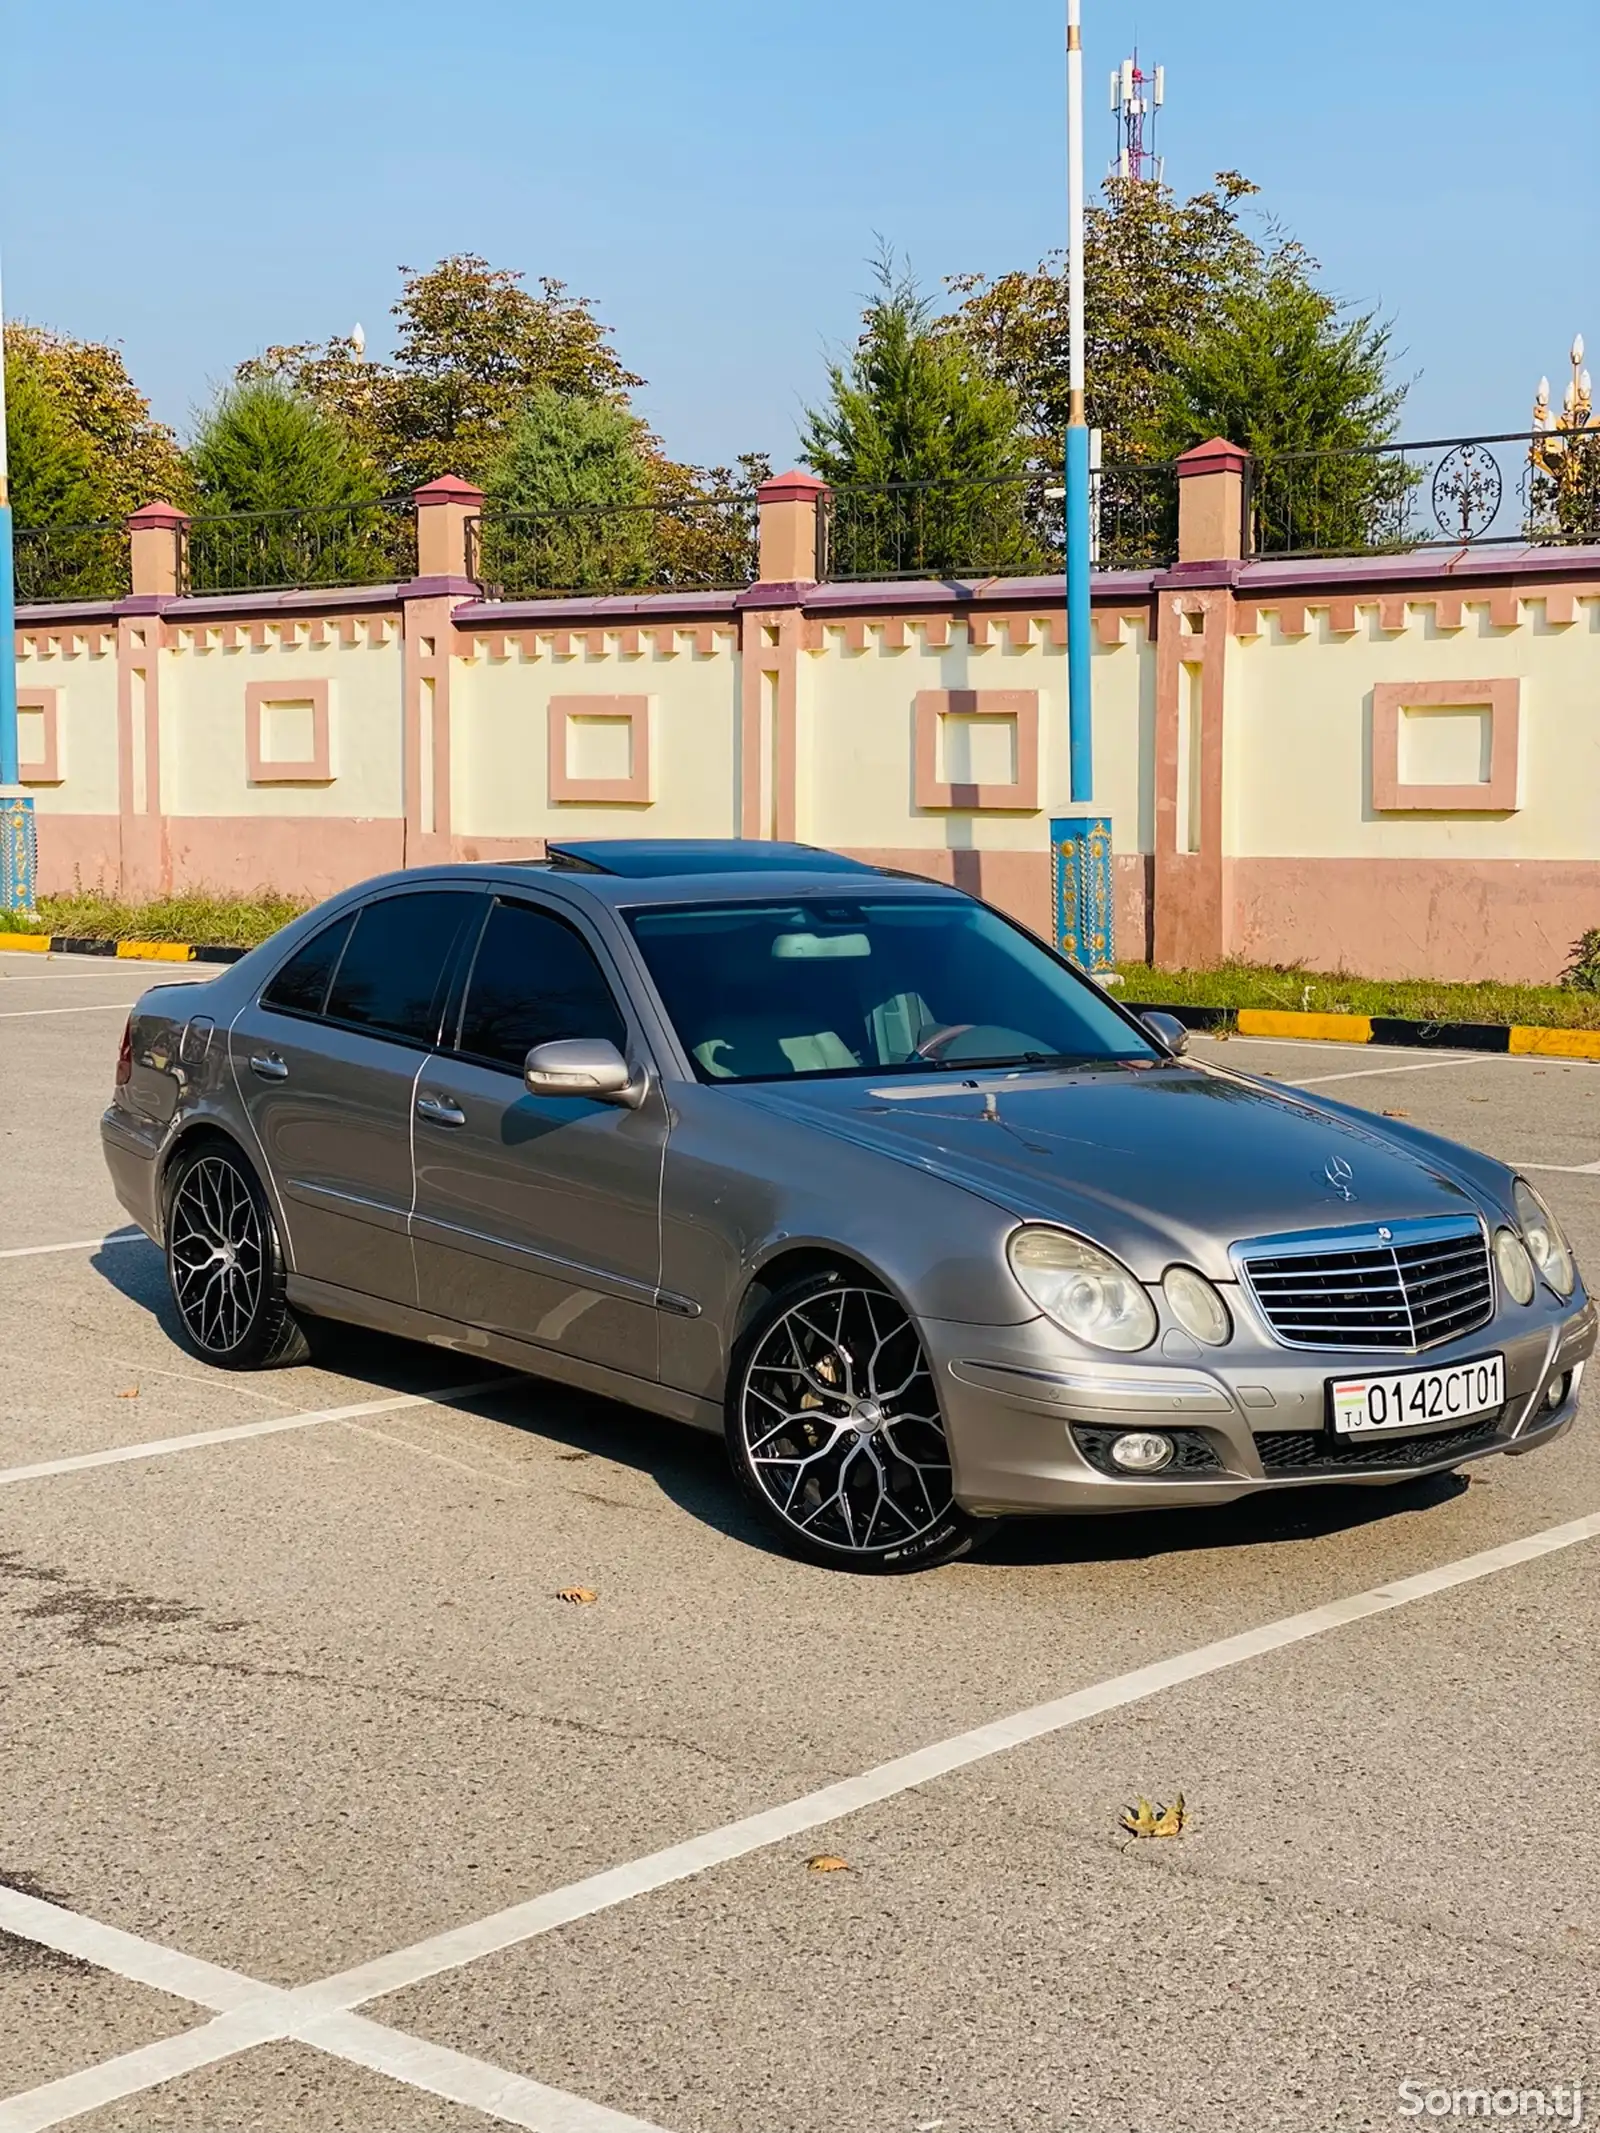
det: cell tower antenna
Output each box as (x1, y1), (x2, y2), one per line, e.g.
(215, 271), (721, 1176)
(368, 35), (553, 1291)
(1109, 47), (1164, 184)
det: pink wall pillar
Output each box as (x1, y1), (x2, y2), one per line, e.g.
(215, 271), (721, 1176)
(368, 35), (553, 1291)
(1175, 440), (1249, 565)
(126, 500), (189, 597)
(755, 470), (828, 587)
(413, 475), (484, 584)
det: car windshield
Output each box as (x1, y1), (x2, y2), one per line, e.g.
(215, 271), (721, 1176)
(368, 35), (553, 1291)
(626, 896), (1158, 1082)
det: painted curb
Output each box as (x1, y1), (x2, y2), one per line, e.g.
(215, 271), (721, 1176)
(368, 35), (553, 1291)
(1142, 1002), (1600, 1063)
(0, 933), (247, 966)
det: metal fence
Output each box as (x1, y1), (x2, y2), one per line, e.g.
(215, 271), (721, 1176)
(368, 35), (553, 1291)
(467, 492), (759, 600)
(14, 520), (130, 604)
(816, 464), (1178, 582)
(1250, 431), (1600, 558)
(184, 498), (416, 594)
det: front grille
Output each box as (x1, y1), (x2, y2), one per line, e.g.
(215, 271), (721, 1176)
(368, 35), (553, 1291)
(1256, 1413), (1504, 1474)
(1237, 1218), (1493, 1351)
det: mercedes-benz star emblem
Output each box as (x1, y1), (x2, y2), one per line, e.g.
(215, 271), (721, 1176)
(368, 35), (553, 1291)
(1324, 1154), (1357, 1202)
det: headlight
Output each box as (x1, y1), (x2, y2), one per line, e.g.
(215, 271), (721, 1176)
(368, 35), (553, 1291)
(1162, 1264), (1232, 1346)
(1493, 1227), (1535, 1307)
(1008, 1228), (1157, 1352)
(1514, 1179), (1576, 1298)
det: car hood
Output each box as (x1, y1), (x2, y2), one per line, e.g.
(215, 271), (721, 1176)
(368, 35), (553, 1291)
(731, 1062), (1495, 1280)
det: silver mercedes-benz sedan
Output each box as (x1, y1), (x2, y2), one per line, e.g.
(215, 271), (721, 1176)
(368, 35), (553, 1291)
(102, 840), (1594, 1571)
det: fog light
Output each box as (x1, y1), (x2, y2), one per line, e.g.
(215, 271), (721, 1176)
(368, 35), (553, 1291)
(1545, 1372), (1570, 1412)
(1110, 1430), (1175, 1473)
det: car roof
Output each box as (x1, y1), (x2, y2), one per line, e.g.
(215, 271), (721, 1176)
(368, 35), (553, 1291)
(328, 845), (970, 912)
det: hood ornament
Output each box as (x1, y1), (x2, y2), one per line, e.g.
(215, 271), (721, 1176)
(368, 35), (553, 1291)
(1324, 1154), (1357, 1202)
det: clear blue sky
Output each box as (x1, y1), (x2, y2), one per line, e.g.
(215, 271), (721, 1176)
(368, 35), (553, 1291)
(2, 0), (1592, 469)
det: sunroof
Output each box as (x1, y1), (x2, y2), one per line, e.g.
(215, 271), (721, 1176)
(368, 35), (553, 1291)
(543, 840), (882, 878)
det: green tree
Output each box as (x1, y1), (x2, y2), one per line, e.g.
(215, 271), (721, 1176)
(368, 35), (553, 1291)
(241, 255), (644, 492)
(948, 174), (1268, 464)
(190, 377), (380, 514)
(6, 354), (100, 527)
(1145, 261), (1410, 553)
(481, 388), (654, 591)
(4, 324), (181, 598)
(187, 378), (395, 591)
(802, 251), (1039, 577)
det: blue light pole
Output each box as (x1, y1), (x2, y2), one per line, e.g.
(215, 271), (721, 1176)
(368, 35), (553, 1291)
(1051, 0), (1116, 973)
(0, 253), (37, 916)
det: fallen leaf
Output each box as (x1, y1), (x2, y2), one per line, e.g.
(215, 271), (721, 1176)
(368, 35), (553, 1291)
(555, 1586), (598, 1605)
(115, 1387), (139, 1399)
(1382, 1109), (1410, 1119)
(806, 1853), (850, 1873)
(1120, 1793), (1185, 1838)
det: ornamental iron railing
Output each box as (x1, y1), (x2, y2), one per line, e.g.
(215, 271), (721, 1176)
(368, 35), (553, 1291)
(815, 464), (1179, 582)
(1250, 431), (1600, 558)
(467, 492), (760, 599)
(13, 520), (131, 603)
(183, 498), (416, 594)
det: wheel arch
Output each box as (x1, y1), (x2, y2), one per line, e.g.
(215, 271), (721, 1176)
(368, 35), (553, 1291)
(733, 1240), (912, 1347)
(156, 1119), (265, 1241)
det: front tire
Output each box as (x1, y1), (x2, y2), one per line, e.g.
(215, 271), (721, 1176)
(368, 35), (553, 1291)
(163, 1141), (310, 1369)
(726, 1270), (991, 1572)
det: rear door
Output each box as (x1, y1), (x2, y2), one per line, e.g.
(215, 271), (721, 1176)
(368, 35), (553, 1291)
(410, 892), (666, 1382)
(230, 886), (480, 1306)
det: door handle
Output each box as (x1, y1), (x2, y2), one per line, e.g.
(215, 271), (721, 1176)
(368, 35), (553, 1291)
(249, 1052), (289, 1081)
(415, 1093), (467, 1127)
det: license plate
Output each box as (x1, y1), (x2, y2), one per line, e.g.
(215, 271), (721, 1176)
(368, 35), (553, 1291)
(1329, 1354), (1504, 1436)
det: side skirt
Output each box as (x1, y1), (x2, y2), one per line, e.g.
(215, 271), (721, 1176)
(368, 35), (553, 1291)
(285, 1273), (725, 1435)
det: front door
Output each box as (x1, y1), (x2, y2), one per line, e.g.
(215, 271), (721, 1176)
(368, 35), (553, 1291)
(230, 886), (481, 1307)
(410, 892), (665, 1383)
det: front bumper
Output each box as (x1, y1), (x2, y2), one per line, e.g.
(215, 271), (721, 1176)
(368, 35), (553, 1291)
(927, 1293), (1597, 1516)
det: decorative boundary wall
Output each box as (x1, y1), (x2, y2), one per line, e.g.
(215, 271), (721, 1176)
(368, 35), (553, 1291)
(14, 461), (1600, 981)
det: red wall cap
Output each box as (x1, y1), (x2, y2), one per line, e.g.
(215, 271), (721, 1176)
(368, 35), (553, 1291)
(1176, 438), (1251, 478)
(757, 469), (831, 505)
(126, 499), (190, 530)
(414, 474), (486, 507)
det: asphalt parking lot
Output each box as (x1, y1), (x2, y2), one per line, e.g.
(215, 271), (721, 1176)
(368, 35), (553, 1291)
(2, 947), (1597, 2133)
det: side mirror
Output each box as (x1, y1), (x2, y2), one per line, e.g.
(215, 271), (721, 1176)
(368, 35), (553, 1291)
(524, 1038), (646, 1107)
(1139, 1010), (1190, 1058)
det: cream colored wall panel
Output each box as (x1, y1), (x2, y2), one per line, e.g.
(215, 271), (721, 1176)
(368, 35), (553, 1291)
(19, 659), (120, 816)
(451, 650), (740, 841)
(1231, 607), (1600, 860)
(163, 641), (405, 819)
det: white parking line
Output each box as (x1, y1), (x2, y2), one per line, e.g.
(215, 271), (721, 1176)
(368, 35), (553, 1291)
(0, 1232), (146, 1262)
(1519, 1160), (1600, 1176)
(1284, 1055), (1490, 1087)
(0, 1381), (509, 1489)
(0, 1002), (133, 1018)
(4, 1502), (1598, 2132)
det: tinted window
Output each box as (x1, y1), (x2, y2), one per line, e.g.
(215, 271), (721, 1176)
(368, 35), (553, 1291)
(627, 896), (1156, 1082)
(457, 899), (626, 1070)
(261, 910), (355, 1019)
(325, 892), (478, 1045)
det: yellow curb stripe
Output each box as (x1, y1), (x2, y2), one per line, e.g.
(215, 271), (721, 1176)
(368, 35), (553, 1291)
(1508, 1025), (1600, 1059)
(0, 933), (51, 953)
(1235, 1009), (1374, 1045)
(115, 940), (196, 962)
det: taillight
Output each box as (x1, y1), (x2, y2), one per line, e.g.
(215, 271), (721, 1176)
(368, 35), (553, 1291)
(115, 1018), (133, 1087)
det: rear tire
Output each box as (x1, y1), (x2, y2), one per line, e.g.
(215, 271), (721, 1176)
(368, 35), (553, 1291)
(163, 1141), (310, 1369)
(725, 1269), (993, 1572)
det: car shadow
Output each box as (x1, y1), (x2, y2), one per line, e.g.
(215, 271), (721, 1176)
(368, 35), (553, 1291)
(91, 1240), (1473, 1572)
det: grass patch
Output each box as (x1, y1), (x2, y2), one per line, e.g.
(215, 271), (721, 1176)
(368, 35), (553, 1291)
(1, 888), (307, 947)
(1115, 958), (1600, 1031)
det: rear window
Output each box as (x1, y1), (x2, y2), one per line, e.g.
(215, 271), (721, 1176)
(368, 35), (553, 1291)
(324, 892), (480, 1046)
(261, 910), (356, 1019)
